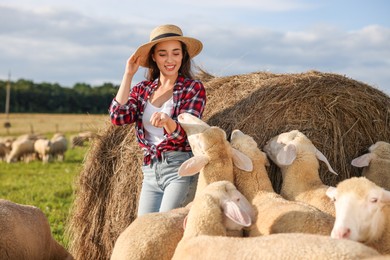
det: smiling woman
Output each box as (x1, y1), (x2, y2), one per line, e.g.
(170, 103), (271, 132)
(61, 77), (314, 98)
(0, 113), (108, 136)
(108, 24), (207, 217)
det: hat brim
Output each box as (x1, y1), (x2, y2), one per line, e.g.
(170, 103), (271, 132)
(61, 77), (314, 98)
(133, 36), (203, 68)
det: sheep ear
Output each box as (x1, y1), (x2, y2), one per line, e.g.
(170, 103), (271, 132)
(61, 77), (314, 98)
(326, 186), (337, 200)
(351, 153), (373, 167)
(178, 155), (209, 176)
(183, 215), (188, 230)
(276, 144), (296, 166)
(232, 148), (253, 172)
(222, 200), (252, 227)
(380, 189), (390, 203)
(315, 149), (338, 175)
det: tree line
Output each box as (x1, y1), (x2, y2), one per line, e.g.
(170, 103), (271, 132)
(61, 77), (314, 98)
(0, 79), (119, 114)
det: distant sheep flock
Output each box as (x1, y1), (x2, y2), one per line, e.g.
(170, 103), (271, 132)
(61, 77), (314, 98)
(0, 131), (96, 163)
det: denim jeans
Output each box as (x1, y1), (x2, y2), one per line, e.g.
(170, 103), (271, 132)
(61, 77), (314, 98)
(137, 151), (198, 217)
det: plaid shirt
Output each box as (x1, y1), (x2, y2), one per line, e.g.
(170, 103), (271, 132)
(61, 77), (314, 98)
(109, 75), (206, 165)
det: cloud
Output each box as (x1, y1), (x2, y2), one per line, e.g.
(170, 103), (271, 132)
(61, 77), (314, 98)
(0, 4), (389, 95)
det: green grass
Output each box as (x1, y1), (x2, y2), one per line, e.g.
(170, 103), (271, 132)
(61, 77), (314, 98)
(0, 146), (88, 248)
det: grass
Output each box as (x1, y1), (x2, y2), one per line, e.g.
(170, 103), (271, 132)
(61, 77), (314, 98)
(0, 146), (88, 248)
(0, 113), (107, 249)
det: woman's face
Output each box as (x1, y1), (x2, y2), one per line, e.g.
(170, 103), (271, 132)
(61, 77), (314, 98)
(152, 40), (183, 77)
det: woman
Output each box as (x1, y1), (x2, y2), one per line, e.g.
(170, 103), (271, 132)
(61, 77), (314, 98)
(109, 24), (206, 216)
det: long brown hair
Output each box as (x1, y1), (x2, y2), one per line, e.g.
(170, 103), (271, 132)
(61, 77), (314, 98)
(145, 41), (194, 81)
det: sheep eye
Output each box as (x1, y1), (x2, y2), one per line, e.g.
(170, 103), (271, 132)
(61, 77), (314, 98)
(370, 198), (378, 203)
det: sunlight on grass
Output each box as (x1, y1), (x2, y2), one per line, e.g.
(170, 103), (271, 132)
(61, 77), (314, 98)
(0, 146), (88, 247)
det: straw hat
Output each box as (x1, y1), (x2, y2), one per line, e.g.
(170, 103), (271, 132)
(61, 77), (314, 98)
(133, 24), (203, 68)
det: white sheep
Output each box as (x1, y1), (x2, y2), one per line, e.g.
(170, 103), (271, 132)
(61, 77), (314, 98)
(6, 137), (35, 163)
(230, 129), (335, 237)
(0, 142), (11, 161)
(0, 199), (74, 259)
(50, 133), (68, 161)
(177, 113), (252, 199)
(34, 138), (52, 163)
(110, 206), (190, 260)
(326, 176), (390, 255)
(351, 141), (390, 190)
(263, 129), (337, 217)
(172, 181), (380, 260)
(110, 115), (252, 259)
(111, 182), (254, 260)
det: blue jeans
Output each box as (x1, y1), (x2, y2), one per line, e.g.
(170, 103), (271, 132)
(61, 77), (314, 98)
(137, 151), (198, 217)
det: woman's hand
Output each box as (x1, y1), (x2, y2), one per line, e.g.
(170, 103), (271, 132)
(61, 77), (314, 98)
(150, 112), (177, 134)
(125, 54), (140, 76)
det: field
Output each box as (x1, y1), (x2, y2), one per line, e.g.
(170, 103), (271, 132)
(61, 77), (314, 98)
(0, 113), (109, 136)
(0, 113), (110, 249)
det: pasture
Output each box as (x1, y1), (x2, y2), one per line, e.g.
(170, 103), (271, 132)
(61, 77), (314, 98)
(0, 113), (108, 136)
(0, 113), (110, 248)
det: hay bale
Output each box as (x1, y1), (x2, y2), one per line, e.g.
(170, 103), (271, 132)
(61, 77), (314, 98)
(66, 122), (143, 260)
(66, 70), (390, 260)
(204, 70), (390, 191)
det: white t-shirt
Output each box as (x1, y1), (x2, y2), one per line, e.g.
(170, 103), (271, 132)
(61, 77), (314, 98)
(143, 96), (174, 145)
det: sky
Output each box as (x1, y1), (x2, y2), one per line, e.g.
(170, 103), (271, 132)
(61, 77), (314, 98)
(0, 0), (389, 95)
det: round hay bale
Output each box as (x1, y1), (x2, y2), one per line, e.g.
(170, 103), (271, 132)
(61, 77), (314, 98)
(66, 70), (390, 260)
(204, 70), (390, 191)
(66, 122), (143, 260)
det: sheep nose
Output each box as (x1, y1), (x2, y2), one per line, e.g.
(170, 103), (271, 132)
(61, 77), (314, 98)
(333, 227), (351, 239)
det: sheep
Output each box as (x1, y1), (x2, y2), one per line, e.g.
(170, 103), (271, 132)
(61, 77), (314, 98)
(50, 133), (68, 161)
(109, 115), (252, 259)
(110, 206), (190, 260)
(6, 137), (36, 163)
(0, 142), (11, 161)
(177, 113), (253, 199)
(70, 131), (97, 149)
(34, 138), (52, 163)
(230, 129), (335, 237)
(263, 129), (337, 217)
(326, 176), (390, 255)
(351, 141), (390, 190)
(0, 199), (74, 260)
(110, 181), (254, 260)
(172, 180), (379, 260)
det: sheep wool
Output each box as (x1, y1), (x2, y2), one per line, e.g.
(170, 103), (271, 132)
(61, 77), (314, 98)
(0, 199), (74, 259)
(230, 129), (335, 237)
(351, 141), (390, 191)
(263, 129), (337, 217)
(326, 177), (390, 255)
(172, 181), (379, 260)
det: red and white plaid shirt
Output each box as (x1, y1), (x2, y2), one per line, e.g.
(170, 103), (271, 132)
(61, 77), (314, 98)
(109, 75), (206, 165)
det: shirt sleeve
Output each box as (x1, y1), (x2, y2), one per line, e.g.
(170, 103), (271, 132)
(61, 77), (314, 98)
(108, 83), (141, 126)
(166, 80), (207, 143)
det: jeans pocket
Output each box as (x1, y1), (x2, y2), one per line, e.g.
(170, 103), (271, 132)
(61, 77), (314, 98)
(164, 151), (192, 166)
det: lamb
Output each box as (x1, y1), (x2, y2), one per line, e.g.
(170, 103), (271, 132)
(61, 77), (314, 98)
(110, 115), (251, 259)
(34, 138), (52, 163)
(0, 199), (74, 259)
(70, 131), (97, 148)
(50, 133), (68, 161)
(110, 206), (190, 260)
(172, 180), (380, 260)
(6, 137), (35, 163)
(351, 141), (390, 190)
(263, 129), (337, 217)
(177, 113), (253, 198)
(326, 176), (390, 255)
(230, 129), (335, 237)
(0, 142), (11, 161)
